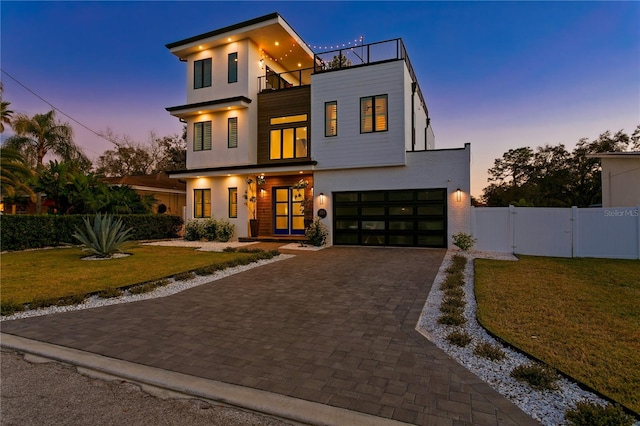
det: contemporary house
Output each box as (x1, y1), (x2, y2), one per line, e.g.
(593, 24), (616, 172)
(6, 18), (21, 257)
(166, 13), (470, 247)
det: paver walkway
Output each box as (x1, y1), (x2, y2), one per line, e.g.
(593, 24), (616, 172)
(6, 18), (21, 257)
(1, 246), (537, 425)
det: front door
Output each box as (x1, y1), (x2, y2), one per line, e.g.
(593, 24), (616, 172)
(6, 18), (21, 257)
(274, 187), (305, 235)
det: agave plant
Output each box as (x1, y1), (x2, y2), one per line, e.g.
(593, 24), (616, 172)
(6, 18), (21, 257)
(73, 213), (133, 258)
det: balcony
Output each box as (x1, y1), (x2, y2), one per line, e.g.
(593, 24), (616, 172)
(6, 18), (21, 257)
(258, 67), (313, 92)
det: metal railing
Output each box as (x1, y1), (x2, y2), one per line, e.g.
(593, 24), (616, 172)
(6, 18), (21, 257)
(258, 67), (313, 92)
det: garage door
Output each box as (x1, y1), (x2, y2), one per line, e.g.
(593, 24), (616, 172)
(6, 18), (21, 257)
(333, 188), (447, 247)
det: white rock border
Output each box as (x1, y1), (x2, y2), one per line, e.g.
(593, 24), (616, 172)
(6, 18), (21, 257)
(416, 250), (639, 426)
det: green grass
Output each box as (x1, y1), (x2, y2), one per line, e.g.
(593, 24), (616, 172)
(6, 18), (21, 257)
(1, 244), (271, 305)
(475, 256), (640, 413)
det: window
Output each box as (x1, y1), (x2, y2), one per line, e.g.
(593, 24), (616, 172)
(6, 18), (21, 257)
(193, 121), (212, 151)
(228, 188), (237, 218)
(194, 189), (211, 218)
(228, 117), (238, 148)
(325, 101), (337, 137)
(228, 52), (238, 83)
(194, 58), (212, 89)
(360, 94), (388, 133)
(269, 114), (308, 160)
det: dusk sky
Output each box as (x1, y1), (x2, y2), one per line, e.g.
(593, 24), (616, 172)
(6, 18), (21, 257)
(2, 1), (638, 198)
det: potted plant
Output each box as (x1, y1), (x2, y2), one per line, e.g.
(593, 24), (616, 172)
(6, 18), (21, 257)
(293, 178), (313, 228)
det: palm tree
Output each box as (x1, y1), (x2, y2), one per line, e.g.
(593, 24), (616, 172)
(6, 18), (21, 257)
(0, 147), (36, 213)
(4, 110), (88, 212)
(5, 110), (87, 170)
(0, 82), (13, 133)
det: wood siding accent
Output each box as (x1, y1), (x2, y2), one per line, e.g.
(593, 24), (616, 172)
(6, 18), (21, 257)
(254, 174), (313, 236)
(257, 86), (311, 165)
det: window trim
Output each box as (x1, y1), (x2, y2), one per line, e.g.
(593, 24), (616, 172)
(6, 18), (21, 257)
(325, 101), (337, 137)
(228, 52), (238, 84)
(269, 126), (308, 160)
(228, 187), (238, 218)
(194, 189), (211, 218)
(360, 94), (388, 134)
(228, 117), (238, 148)
(194, 58), (212, 89)
(193, 121), (212, 151)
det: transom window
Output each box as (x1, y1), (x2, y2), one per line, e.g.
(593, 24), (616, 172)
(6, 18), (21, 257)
(194, 58), (212, 89)
(270, 114), (307, 125)
(360, 94), (388, 133)
(325, 101), (337, 137)
(194, 189), (211, 218)
(194, 121), (212, 151)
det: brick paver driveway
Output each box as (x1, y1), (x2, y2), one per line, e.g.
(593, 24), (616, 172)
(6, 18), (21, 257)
(1, 246), (536, 425)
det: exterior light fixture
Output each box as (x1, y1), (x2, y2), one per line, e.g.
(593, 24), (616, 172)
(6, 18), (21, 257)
(456, 188), (462, 202)
(319, 193), (325, 205)
(259, 59), (264, 69)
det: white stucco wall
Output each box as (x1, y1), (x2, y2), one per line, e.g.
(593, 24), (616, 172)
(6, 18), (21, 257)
(601, 156), (640, 207)
(312, 144), (471, 247)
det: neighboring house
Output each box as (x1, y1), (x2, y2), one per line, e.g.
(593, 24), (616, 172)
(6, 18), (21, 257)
(166, 13), (470, 247)
(102, 174), (186, 216)
(589, 152), (640, 208)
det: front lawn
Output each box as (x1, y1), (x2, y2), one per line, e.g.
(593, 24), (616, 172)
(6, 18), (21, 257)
(1, 244), (270, 305)
(475, 256), (640, 414)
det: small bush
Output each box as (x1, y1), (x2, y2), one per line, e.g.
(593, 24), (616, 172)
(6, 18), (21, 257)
(473, 341), (506, 361)
(440, 272), (464, 290)
(215, 219), (235, 242)
(172, 271), (195, 281)
(57, 293), (87, 306)
(184, 219), (235, 242)
(446, 255), (467, 273)
(223, 246), (237, 252)
(97, 287), (123, 299)
(510, 363), (558, 391)
(194, 265), (221, 276)
(202, 219), (217, 241)
(452, 232), (477, 251)
(564, 401), (634, 426)
(438, 312), (466, 326)
(441, 296), (466, 310)
(1, 300), (25, 316)
(305, 218), (328, 246)
(185, 220), (205, 241)
(439, 302), (463, 316)
(443, 286), (465, 299)
(446, 330), (472, 347)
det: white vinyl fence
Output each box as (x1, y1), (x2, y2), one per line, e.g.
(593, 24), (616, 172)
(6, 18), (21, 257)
(471, 206), (640, 259)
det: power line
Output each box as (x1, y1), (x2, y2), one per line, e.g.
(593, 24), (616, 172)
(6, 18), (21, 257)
(0, 68), (117, 147)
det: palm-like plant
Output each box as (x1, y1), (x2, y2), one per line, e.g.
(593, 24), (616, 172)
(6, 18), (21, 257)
(73, 213), (133, 258)
(0, 100), (13, 133)
(0, 148), (36, 211)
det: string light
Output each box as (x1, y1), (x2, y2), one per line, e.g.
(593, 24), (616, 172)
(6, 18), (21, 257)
(307, 36), (364, 52)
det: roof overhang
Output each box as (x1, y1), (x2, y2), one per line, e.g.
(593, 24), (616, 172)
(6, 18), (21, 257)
(587, 152), (640, 159)
(167, 161), (317, 179)
(166, 96), (252, 119)
(166, 13), (314, 71)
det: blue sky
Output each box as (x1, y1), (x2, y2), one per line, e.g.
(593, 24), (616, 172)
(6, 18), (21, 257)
(2, 1), (638, 197)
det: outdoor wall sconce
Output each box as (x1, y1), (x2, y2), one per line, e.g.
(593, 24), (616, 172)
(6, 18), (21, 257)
(260, 188), (266, 198)
(456, 188), (462, 202)
(319, 193), (325, 205)
(259, 59), (264, 69)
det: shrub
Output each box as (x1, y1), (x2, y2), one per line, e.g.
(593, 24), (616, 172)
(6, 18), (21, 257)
(446, 329), (472, 347)
(564, 402), (634, 426)
(443, 286), (465, 299)
(202, 219), (217, 241)
(452, 232), (477, 251)
(510, 363), (558, 391)
(438, 312), (466, 326)
(440, 302), (463, 316)
(0, 214), (182, 251)
(441, 296), (466, 310)
(446, 254), (467, 273)
(185, 220), (205, 241)
(305, 218), (328, 246)
(215, 219), (235, 242)
(97, 287), (123, 299)
(128, 279), (170, 295)
(473, 341), (506, 361)
(440, 272), (464, 290)
(1, 300), (25, 316)
(172, 271), (195, 281)
(73, 213), (133, 258)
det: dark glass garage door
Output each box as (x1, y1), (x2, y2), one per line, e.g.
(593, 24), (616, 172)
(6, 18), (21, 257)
(333, 188), (447, 247)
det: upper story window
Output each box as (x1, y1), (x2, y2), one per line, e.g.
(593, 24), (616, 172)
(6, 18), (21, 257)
(194, 189), (211, 218)
(228, 117), (238, 148)
(360, 94), (388, 133)
(269, 114), (308, 160)
(325, 101), (337, 137)
(194, 121), (212, 151)
(194, 58), (212, 89)
(228, 52), (238, 83)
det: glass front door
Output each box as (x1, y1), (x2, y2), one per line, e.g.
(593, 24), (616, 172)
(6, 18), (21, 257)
(274, 187), (305, 235)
